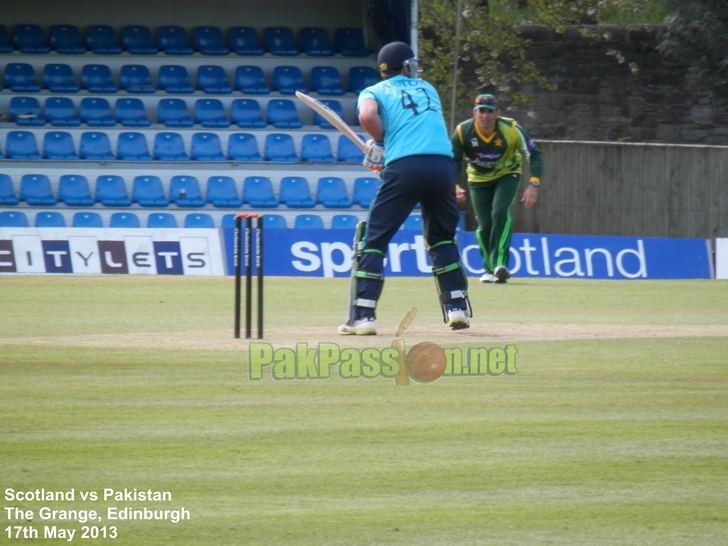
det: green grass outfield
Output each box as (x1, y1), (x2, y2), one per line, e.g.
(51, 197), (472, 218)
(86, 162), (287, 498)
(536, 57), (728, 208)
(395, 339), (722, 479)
(1, 276), (727, 545)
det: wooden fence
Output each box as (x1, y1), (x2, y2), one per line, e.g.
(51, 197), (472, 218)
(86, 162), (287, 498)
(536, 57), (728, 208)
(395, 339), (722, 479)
(504, 141), (728, 240)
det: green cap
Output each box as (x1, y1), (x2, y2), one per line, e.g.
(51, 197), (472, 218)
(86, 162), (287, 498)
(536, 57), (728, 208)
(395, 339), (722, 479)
(474, 94), (498, 110)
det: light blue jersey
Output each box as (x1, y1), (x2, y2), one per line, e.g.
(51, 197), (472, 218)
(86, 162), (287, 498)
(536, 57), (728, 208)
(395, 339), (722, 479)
(358, 75), (453, 165)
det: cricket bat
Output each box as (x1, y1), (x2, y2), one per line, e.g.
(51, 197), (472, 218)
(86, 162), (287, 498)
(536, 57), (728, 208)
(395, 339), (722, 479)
(295, 91), (367, 152)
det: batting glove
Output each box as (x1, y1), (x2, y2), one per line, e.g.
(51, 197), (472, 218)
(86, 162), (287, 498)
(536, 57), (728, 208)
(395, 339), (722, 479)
(363, 140), (384, 172)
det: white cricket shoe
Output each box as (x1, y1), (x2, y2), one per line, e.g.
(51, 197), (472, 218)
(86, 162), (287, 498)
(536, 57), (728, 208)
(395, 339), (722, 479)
(494, 266), (511, 284)
(480, 272), (496, 283)
(447, 309), (470, 330)
(338, 318), (377, 336)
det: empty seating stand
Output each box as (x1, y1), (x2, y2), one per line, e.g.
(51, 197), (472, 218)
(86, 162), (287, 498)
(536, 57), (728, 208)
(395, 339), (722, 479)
(36, 211), (67, 227)
(299, 27), (334, 56)
(206, 176), (242, 207)
(193, 26), (229, 55)
(86, 25), (122, 54)
(58, 174), (94, 206)
(20, 174), (57, 206)
(228, 27), (264, 56)
(50, 25), (86, 54)
(169, 176), (205, 207)
(279, 176), (314, 207)
(13, 24), (49, 54)
(264, 27), (300, 56)
(158, 26), (193, 55)
(121, 25), (158, 54)
(132, 176), (169, 206)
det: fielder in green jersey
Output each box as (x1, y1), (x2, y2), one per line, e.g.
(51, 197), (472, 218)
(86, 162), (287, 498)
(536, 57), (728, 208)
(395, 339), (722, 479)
(451, 94), (544, 283)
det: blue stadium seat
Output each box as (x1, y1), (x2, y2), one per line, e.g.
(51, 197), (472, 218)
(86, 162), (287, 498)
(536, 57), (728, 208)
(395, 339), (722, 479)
(331, 214), (359, 229)
(147, 212), (178, 228)
(190, 132), (226, 161)
(158, 65), (194, 93)
(121, 25), (158, 54)
(4, 63), (41, 92)
(157, 98), (193, 127)
(194, 98), (230, 127)
(272, 65), (307, 95)
(264, 27), (300, 56)
(310, 66), (345, 95)
(294, 214), (324, 229)
(0, 25), (12, 53)
(35, 211), (67, 228)
(263, 214), (288, 229)
(120, 64), (155, 93)
(337, 134), (366, 163)
(58, 175), (95, 206)
(233, 66), (270, 94)
(0, 211), (29, 227)
(110, 212), (141, 228)
(157, 26), (193, 55)
(316, 177), (353, 207)
(169, 175), (205, 207)
(8, 97), (45, 126)
(20, 174), (57, 206)
(196, 65), (232, 94)
(228, 26), (264, 55)
(116, 132), (152, 160)
(86, 25), (122, 54)
(43, 131), (79, 160)
(228, 133), (262, 161)
(301, 134), (336, 162)
(13, 24), (49, 54)
(230, 99), (266, 128)
(184, 213), (216, 229)
(95, 175), (131, 206)
(81, 64), (118, 93)
(5, 131), (42, 159)
(42, 63), (80, 93)
(403, 215), (423, 230)
(348, 66), (379, 94)
(279, 176), (314, 207)
(206, 176), (242, 207)
(80, 97), (115, 127)
(299, 27), (334, 56)
(0, 174), (20, 206)
(115, 98), (152, 127)
(72, 212), (104, 228)
(243, 176), (278, 207)
(266, 99), (303, 128)
(80, 131), (115, 160)
(220, 214), (237, 229)
(45, 97), (81, 127)
(132, 176), (169, 206)
(312, 99), (344, 129)
(50, 25), (86, 54)
(153, 132), (190, 161)
(353, 177), (380, 208)
(264, 133), (298, 162)
(193, 26), (229, 55)
(335, 28), (369, 56)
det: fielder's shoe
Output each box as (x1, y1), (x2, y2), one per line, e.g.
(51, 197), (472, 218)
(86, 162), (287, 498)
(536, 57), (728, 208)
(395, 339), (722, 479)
(494, 266), (511, 284)
(447, 309), (470, 331)
(338, 317), (377, 336)
(480, 272), (496, 283)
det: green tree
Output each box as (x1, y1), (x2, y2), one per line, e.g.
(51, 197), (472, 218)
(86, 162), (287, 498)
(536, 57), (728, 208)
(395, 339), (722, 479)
(659, 0), (728, 104)
(418, 0), (666, 126)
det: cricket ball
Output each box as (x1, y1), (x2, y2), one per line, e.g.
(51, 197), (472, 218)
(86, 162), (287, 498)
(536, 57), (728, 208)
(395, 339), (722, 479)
(406, 342), (447, 383)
